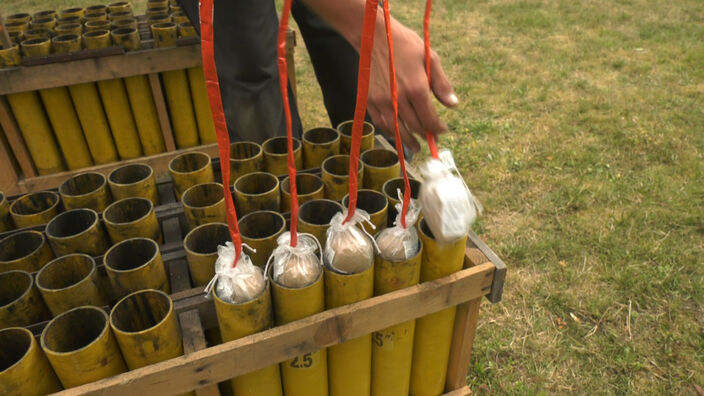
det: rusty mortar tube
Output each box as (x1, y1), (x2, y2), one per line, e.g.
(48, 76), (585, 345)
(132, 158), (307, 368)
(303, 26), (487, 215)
(85, 19), (111, 31)
(180, 22), (216, 144)
(6, 21), (29, 34)
(110, 18), (137, 30)
(40, 306), (127, 388)
(0, 230), (55, 273)
(281, 173), (324, 213)
(46, 208), (110, 256)
(410, 219), (469, 395)
(382, 177), (421, 226)
(110, 27), (166, 155)
(83, 12), (108, 23)
(152, 22), (199, 149)
(33, 10), (57, 19)
(22, 28), (53, 40)
(56, 16), (82, 27)
(230, 141), (264, 185)
(371, 240), (423, 396)
(171, 12), (189, 24)
(0, 192), (13, 232)
(262, 136), (303, 176)
(170, 4), (183, 13)
(239, 210), (286, 268)
(297, 199), (343, 248)
(36, 254), (107, 316)
(85, 4), (109, 14)
(9, 31), (23, 45)
(321, 154), (364, 201)
(147, 0), (169, 9)
(109, 289), (182, 369)
(342, 189), (389, 235)
(31, 17), (57, 30)
(60, 7), (85, 19)
(24, 36), (95, 170)
(103, 197), (162, 244)
(55, 24), (83, 36)
(324, 260), (374, 396)
(360, 148), (400, 192)
(84, 29), (143, 161)
(0, 270), (51, 328)
(302, 127), (341, 169)
(105, 237), (170, 296)
(214, 281), (283, 396)
(147, 14), (171, 27)
(0, 327), (63, 395)
(109, 10), (134, 23)
(146, 7), (170, 18)
(182, 182), (226, 230)
(46, 32), (118, 164)
(233, 172), (281, 216)
(58, 172), (113, 212)
(0, 44), (21, 66)
(108, 163), (160, 204)
(184, 222), (231, 286)
(337, 120), (375, 155)
(108, 1), (133, 14)
(6, 13), (32, 24)
(168, 151), (215, 200)
(9, 191), (61, 228)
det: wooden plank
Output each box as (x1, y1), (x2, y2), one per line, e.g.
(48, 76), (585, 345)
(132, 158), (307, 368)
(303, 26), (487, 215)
(21, 47), (124, 67)
(56, 262), (495, 395)
(468, 230), (506, 303)
(0, 96), (36, 179)
(0, 45), (203, 95)
(148, 72), (177, 152)
(445, 297), (482, 392)
(443, 385), (472, 396)
(13, 143), (218, 195)
(179, 310), (221, 396)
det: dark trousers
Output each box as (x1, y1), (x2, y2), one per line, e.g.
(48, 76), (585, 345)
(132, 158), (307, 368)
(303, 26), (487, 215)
(177, 0), (364, 143)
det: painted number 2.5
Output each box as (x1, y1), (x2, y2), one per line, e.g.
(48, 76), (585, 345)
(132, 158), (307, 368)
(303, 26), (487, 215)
(290, 352), (313, 368)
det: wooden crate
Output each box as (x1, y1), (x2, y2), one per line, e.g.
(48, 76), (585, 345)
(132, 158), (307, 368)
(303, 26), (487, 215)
(0, 31), (297, 197)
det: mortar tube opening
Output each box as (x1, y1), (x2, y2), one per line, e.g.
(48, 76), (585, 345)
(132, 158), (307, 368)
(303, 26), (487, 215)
(46, 209), (98, 239)
(109, 164), (152, 185)
(282, 174), (322, 195)
(104, 198), (152, 224)
(106, 238), (158, 271)
(361, 149), (398, 168)
(11, 191), (58, 215)
(0, 271), (32, 308)
(299, 199), (343, 225)
(111, 290), (171, 333)
(37, 254), (94, 291)
(182, 183), (224, 209)
(0, 232), (45, 262)
(239, 211), (285, 240)
(343, 190), (387, 214)
(235, 173), (277, 195)
(184, 223), (230, 255)
(303, 127), (338, 144)
(263, 137), (300, 155)
(338, 120), (373, 137)
(0, 328), (32, 371)
(42, 307), (107, 353)
(169, 153), (210, 174)
(230, 141), (261, 160)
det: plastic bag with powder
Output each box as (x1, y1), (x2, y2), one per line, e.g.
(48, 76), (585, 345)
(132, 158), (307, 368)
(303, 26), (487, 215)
(268, 232), (322, 288)
(205, 242), (266, 304)
(324, 210), (377, 274)
(376, 197), (421, 261)
(419, 149), (483, 244)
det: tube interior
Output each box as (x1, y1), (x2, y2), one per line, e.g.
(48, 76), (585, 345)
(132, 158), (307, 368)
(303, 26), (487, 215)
(303, 128), (338, 144)
(106, 239), (157, 271)
(170, 153), (209, 173)
(343, 190), (387, 214)
(37, 255), (93, 290)
(60, 173), (105, 197)
(235, 173), (277, 195)
(46, 209), (97, 238)
(299, 200), (342, 225)
(383, 178), (421, 201)
(12, 192), (57, 215)
(109, 164), (151, 185)
(361, 149), (398, 167)
(0, 232), (43, 262)
(230, 142), (260, 160)
(338, 121), (373, 137)
(185, 224), (230, 254)
(263, 137), (300, 155)
(240, 212), (285, 239)
(0, 272), (31, 307)
(0, 328), (32, 371)
(104, 198), (151, 224)
(111, 291), (170, 333)
(323, 155), (351, 176)
(182, 183), (223, 208)
(43, 308), (106, 353)
(282, 174), (322, 195)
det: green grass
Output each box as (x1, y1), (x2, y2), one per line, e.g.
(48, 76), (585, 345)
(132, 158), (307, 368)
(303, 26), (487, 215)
(7, 0), (704, 394)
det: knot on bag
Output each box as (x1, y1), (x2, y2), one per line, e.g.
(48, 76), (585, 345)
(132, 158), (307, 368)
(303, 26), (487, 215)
(393, 189), (422, 229)
(376, 197), (421, 260)
(204, 242), (266, 304)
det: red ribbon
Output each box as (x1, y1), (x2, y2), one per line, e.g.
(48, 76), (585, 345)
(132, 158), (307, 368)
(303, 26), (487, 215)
(199, 0), (243, 265)
(277, 0), (299, 247)
(344, 0), (379, 224)
(424, 0), (439, 159)
(380, 0), (411, 227)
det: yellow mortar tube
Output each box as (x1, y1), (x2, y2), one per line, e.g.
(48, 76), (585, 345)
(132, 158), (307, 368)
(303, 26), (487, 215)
(0, 327), (63, 395)
(110, 290), (183, 369)
(0, 270), (51, 328)
(409, 220), (468, 396)
(325, 264), (374, 396)
(112, 27), (166, 155)
(0, 230), (55, 273)
(45, 208), (111, 257)
(107, 163), (160, 205)
(53, 34), (119, 165)
(214, 282), (283, 396)
(83, 30), (143, 160)
(272, 272), (328, 396)
(152, 22), (199, 148)
(60, 7), (85, 19)
(40, 306), (127, 388)
(105, 238), (170, 298)
(371, 242), (423, 396)
(179, 23), (216, 144)
(58, 172), (113, 212)
(183, 222), (231, 286)
(1, 46), (64, 175)
(36, 254), (107, 316)
(23, 37), (93, 170)
(181, 182), (226, 231)
(103, 197), (162, 244)
(238, 211), (286, 268)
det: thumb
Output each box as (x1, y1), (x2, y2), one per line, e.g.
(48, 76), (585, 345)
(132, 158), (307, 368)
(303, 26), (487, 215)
(429, 51), (458, 108)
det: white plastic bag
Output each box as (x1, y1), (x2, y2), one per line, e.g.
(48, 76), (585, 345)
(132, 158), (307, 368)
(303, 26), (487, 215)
(205, 242), (266, 304)
(324, 209), (377, 274)
(420, 149), (483, 244)
(376, 196), (421, 261)
(268, 232), (322, 288)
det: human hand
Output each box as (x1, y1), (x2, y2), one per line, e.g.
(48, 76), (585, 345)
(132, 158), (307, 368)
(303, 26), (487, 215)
(367, 15), (457, 153)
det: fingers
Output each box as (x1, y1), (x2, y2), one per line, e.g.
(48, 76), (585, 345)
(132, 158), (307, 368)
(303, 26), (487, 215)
(407, 80), (448, 135)
(398, 120), (420, 153)
(399, 96), (424, 135)
(369, 104), (420, 153)
(429, 50), (458, 108)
